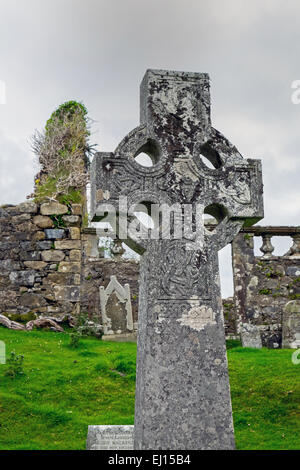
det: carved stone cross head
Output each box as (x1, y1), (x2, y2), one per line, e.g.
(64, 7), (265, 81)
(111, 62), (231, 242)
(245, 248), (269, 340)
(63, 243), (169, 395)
(91, 69), (263, 253)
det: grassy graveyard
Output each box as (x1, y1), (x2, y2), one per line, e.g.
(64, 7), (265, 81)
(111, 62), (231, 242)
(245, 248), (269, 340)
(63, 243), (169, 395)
(0, 327), (299, 450)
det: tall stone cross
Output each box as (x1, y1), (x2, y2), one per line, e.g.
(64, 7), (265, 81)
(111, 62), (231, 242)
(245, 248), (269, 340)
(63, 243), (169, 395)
(91, 69), (264, 449)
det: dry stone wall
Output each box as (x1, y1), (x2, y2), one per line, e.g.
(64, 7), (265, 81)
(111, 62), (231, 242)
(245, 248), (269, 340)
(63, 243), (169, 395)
(1, 205), (299, 349)
(0, 201), (82, 320)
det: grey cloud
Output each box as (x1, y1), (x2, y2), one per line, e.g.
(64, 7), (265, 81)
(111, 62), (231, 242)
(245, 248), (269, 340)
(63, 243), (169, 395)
(0, 133), (35, 204)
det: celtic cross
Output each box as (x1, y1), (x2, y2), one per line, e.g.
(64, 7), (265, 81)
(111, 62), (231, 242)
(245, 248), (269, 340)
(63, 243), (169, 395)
(91, 69), (263, 449)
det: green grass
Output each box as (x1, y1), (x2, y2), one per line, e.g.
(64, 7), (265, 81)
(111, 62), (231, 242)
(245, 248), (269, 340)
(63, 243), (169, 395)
(229, 346), (300, 449)
(0, 327), (136, 450)
(0, 327), (299, 450)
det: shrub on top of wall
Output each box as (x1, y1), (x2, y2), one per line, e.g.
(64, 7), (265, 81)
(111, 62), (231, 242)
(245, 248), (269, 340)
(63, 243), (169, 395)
(30, 100), (95, 205)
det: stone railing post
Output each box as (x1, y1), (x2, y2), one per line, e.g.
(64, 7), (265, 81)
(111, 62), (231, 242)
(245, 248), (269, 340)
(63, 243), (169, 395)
(285, 234), (300, 257)
(260, 234), (275, 258)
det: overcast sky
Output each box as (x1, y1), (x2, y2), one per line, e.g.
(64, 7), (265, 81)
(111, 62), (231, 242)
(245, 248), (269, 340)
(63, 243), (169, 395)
(0, 0), (299, 296)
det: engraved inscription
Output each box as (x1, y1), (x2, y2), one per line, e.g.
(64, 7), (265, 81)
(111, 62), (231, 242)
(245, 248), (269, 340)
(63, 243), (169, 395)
(177, 305), (216, 331)
(93, 433), (133, 450)
(89, 429), (134, 450)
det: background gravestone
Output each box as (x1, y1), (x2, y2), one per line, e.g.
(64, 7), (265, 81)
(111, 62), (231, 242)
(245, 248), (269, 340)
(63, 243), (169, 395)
(100, 275), (133, 335)
(91, 69), (264, 449)
(240, 323), (262, 348)
(282, 300), (300, 348)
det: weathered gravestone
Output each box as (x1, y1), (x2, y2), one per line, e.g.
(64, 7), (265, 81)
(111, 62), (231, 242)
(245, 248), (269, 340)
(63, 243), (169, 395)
(90, 69), (264, 449)
(282, 300), (300, 349)
(240, 323), (262, 349)
(100, 275), (133, 335)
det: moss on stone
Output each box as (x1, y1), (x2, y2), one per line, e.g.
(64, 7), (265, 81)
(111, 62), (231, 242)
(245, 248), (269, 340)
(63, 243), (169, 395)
(258, 288), (273, 295)
(4, 312), (36, 323)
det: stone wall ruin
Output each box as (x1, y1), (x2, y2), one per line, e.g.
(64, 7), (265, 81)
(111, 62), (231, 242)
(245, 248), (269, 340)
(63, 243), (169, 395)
(0, 203), (299, 348)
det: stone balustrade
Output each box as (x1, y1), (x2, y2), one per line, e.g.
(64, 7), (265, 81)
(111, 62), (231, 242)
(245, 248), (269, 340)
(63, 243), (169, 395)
(232, 226), (300, 348)
(239, 226), (300, 258)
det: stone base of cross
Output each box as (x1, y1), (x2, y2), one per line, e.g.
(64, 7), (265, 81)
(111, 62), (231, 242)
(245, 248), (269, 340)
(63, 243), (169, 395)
(91, 69), (263, 449)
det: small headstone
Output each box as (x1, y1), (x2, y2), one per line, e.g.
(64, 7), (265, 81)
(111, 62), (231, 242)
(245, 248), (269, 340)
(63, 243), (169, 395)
(282, 300), (300, 348)
(240, 323), (262, 348)
(100, 275), (133, 335)
(86, 425), (133, 450)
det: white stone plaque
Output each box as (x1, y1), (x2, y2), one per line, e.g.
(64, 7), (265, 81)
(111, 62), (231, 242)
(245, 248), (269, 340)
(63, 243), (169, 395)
(86, 425), (134, 450)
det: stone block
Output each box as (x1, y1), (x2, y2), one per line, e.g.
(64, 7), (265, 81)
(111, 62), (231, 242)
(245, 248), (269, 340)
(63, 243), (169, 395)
(43, 290), (55, 301)
(54, 286), (80, 302)
(86, 426), (134, 450)
(15, 232), (31, 241)
(2, 205), (18, 214)
(18, 202), (38, 213)
(55, 240), (81, 250)
(45, 229), (66, 239)
(40, 202), (68, 215)
(71, 204), (82, 215)
(69, 250), (81, 261)
(0, 241), (17, 251)
(69, 227), (80, 239)
(20, 251), (41, 261)
(20, 241), (35, 250)
(0, 275), (9, 286)
(47, 306), (62, 314)
(23, 261), (47, 270)
(62, 215), (80, 226)
(9, 270), (35, 287)
(19, 293), (46, 308)
(43, 272), (80, 285)
(33, 215), (54, 229)
(0, 259), (21, 272)
(32, 231), (46, 241)
(18, 221), (39, 233)
(58, 262), (81, 273)
(11, 213), (31, 224)
(41, 250), (65, 262)
(36, 241), (53, 250)
(286, 266), (300, 277)
(0, 290), (21, 309)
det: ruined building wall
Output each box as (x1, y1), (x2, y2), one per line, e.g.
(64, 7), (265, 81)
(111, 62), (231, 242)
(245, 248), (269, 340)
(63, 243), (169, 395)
(0, 201), (83, 320)
(232, 229), (300, 348)
(0, 210), (140, 326)
(1, 201), (299, 348)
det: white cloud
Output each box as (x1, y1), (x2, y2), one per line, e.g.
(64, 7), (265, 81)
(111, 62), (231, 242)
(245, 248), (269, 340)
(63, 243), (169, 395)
(0, 133), (34, 204)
